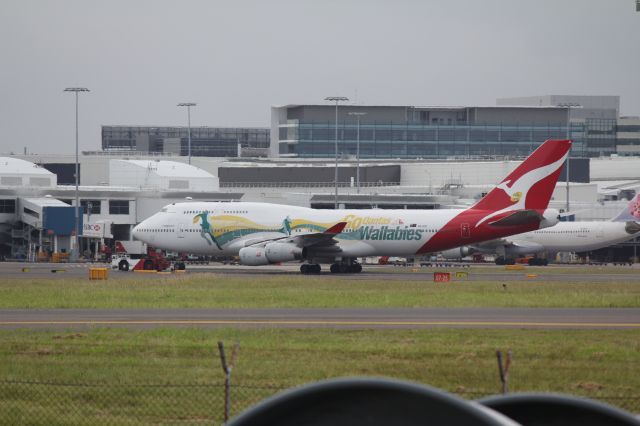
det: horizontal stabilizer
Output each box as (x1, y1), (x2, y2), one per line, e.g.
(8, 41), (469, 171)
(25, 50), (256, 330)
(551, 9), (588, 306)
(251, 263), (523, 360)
(488, 209), (543, 227)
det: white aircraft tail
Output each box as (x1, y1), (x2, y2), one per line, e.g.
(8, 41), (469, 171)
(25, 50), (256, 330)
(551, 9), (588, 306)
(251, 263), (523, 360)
(611, 193), (640, 222)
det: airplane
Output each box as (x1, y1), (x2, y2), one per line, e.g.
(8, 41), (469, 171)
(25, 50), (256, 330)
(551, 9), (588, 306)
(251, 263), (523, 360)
(440, 193), (640, 265)
(132, 139), (571, 274)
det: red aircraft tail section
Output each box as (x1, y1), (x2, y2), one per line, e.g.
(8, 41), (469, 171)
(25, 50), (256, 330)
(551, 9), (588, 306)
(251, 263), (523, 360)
(469, 139), (571, 230)
(473, 139), (571, 213)
(417, 139), (571, 254)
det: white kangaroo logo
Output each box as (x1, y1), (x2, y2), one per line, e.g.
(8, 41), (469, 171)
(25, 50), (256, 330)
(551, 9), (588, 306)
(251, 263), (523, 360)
(475, 153), (568, 228)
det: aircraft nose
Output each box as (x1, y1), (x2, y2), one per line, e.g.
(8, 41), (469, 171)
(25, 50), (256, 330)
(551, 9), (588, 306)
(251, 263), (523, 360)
(132, 223), (142, 241)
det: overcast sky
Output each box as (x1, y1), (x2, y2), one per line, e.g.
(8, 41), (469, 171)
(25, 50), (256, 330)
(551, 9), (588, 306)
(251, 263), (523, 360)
(1, 0), (638, 155)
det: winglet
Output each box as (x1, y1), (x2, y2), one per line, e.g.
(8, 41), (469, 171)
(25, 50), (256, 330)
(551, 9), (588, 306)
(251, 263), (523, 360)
(324, 221), (347, 234)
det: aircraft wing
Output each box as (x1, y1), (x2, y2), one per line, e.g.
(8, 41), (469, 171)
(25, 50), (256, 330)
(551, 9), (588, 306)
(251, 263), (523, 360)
(243, 222), (347, 249)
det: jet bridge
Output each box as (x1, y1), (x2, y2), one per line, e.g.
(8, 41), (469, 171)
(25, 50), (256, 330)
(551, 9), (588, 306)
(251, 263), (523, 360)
(15, 197), (83, 260)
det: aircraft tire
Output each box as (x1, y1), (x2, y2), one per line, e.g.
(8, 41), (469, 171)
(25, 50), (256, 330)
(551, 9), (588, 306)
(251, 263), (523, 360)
(311, 264), (321, 274)
(330, 264), (340, 274)
(350, 264), (362, 273)
(339, 264), (350, 274)
(118, 260), (129, 271)
(495, 256), (505, 265)
(300, 264), (309, 274)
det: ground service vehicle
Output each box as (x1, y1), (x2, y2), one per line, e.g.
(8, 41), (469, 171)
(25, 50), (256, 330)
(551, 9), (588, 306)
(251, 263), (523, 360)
(111, 241), (181, 271)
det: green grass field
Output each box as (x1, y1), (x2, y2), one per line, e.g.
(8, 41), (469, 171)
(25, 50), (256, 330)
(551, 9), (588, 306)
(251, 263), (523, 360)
(2, 271), (639, 423)
(1, 327), (638, 424)
(1, 273), (639, 308)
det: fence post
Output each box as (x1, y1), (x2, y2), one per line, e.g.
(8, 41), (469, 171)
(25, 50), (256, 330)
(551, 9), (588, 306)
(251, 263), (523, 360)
(496, 349), (512, 394)
(218, 341), (240, 424)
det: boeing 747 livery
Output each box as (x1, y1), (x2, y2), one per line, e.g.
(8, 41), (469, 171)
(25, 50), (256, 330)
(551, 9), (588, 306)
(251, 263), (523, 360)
(133, 139), (571, 273)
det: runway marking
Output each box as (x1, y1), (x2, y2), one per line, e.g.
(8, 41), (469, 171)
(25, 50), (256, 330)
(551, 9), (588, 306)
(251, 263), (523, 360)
(1, 320), (639, 328)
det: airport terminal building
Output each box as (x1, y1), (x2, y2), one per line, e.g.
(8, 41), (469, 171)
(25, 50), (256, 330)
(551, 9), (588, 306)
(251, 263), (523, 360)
(0, 157), (240, 260)
(271, 96), (624, 160)
(272, 104), (578, 159)
(102, 126), (270, 157)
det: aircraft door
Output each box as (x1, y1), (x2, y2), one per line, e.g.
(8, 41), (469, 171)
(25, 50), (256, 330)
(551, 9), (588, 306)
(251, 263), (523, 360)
(461, 223), (471, 239)
(596, 223), (604, 239)
(178, 224), (185, 238)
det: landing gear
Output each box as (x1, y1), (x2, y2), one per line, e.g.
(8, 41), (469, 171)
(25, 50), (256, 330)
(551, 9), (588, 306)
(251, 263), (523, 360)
(495, 256), (515, 265)
(329, 261), (362, 274)
(300, 264), (321, 274)
(527, 257), (548, 266)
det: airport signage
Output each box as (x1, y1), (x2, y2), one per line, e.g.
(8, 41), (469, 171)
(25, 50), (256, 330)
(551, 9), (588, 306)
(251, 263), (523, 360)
(433, 272), (451, 282)
(82, 221), (113, 238)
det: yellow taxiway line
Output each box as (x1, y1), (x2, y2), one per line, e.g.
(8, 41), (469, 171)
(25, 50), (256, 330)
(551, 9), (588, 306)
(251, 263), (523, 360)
(0, 320), (639, 328)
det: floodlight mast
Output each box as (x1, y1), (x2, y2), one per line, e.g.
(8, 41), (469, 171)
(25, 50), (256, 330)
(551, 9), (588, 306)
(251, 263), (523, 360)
(324, 96), (349, 208)
(64, 87), (90, 261)
(178, 102), (197, 164)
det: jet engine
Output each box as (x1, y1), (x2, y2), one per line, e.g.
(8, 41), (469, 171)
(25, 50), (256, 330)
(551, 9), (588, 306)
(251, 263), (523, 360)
(238, 247), (270, 266)
(238, 242), (303, 266)
(265, 242), (303, 262)
(440, 246), (475, 260)
(539, 208), (560, 229)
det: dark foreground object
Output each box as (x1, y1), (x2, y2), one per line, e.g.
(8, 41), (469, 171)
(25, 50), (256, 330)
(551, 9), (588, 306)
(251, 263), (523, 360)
(229, 378), (640, 426)
(228, 377), (516, 426)
(479, 393), (640, 426)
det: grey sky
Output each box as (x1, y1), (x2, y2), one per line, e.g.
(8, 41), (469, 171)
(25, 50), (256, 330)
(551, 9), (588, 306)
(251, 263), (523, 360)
(1, 0), (638, 155)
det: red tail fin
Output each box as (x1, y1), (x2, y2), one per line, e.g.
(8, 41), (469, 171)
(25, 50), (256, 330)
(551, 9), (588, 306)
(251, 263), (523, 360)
(416, 140), (571, 255)
(473, 139), (571, 213)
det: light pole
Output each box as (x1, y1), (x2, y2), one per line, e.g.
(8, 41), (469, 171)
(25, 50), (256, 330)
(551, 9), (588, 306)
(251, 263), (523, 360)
(324, 96), (349, 208)
(178, 102), (196, 164)
(64, 87), (89, 261)
(348, 112), (367, 194)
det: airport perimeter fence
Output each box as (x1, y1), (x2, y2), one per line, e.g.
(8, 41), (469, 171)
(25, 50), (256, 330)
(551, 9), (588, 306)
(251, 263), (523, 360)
(1, 378), (639, 425)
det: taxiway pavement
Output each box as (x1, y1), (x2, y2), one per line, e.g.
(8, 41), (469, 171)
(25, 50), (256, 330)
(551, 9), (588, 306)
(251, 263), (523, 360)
(1, 308), (638, 330)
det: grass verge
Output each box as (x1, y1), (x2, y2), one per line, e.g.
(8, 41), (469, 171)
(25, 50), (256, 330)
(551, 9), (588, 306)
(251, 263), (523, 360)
(0, 327), (638, 424)
(1, 274), (639, 308)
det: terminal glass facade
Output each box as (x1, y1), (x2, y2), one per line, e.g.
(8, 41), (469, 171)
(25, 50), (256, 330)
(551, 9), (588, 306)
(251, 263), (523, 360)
(279, 121), (590, 158)
(102, 126), (270, 157)
(582, 118), (617, 157)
